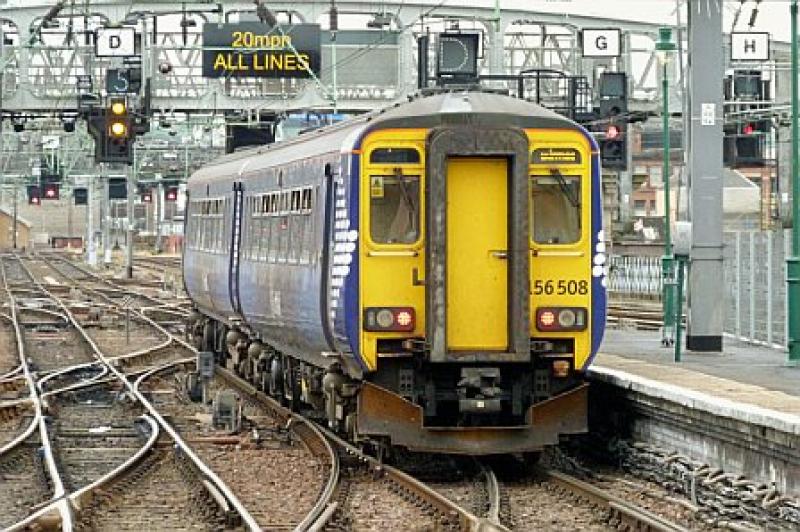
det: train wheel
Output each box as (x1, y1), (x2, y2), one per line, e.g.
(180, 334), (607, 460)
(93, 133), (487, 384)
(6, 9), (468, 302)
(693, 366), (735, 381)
(260, 370), (270, 394)
(202, 322), (214, 352)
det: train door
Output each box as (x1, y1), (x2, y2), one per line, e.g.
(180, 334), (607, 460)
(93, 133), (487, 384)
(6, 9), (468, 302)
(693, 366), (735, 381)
(228, 181), (244, 315)
(446, 157), (508, 351)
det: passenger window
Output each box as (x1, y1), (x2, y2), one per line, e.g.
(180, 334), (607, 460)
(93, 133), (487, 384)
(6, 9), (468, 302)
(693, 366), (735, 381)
(530, 172), (581, 244)
(369, 170), (420, 244)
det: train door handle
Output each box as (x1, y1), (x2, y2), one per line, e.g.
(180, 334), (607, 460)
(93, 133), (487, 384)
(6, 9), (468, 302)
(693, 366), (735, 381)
(490, 250), (508, 259)
(412, 267), (426, 286)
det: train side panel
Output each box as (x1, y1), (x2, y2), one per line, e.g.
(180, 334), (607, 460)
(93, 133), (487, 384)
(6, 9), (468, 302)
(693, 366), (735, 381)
(237, 156), (334, 355)
(184, 180), (236, 318)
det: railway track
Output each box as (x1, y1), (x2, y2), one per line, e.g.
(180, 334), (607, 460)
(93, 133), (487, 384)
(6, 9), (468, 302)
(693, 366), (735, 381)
(0, 435), (53, 529)
(214, 364), (487, 531)
(607, 300), (680, 331)
(138, 361), (331, 530)
(0, 253), (259, 531)
(49, 384), (148, 493)
(0, 400), (34, 449)
(72, 253), (695, 531)
(6, 252), (704, 531)
(73, 445), (234, 531)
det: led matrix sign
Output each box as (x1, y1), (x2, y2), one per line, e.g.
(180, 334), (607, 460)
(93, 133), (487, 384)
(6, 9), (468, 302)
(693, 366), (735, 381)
(202, 23), (321, 79)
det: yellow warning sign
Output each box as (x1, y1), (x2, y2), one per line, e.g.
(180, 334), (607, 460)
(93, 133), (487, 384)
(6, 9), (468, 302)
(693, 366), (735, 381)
(370, 176), (384, 198)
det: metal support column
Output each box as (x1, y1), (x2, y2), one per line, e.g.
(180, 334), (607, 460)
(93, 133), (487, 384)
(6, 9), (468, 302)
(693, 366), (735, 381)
(154, 181), (162, 253)
(12, 181), (17, 250)
(102, 167), (111, 266)
(87, 176), (96, 266)
(788, 0), (800, 364)
(686, 0), (724, 351)
(490, 0), (505, 75)
(126, 166), (135, 279)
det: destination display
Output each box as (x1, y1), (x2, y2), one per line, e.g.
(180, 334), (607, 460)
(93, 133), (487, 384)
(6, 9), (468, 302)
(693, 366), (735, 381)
(202, 23), (321, 78)
(531, 147), (582, 165)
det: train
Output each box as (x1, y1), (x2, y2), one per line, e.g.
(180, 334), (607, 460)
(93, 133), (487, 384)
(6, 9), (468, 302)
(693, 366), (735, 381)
(183, 90), (607, 455)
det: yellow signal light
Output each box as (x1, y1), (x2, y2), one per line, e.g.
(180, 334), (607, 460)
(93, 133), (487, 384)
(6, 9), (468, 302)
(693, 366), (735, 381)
(109, 121), (128, 137)
(110, 101), (127, 115)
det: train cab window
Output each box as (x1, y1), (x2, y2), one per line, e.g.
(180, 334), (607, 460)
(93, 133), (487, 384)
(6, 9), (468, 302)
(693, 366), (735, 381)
(530, 172), (581, 244)
(370, 169), (420, 244)
(370, 148), (420, 164)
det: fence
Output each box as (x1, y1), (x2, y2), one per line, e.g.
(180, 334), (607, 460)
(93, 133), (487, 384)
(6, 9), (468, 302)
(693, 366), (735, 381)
(609, 229), (791, 350)
(608, 255), (663, 300)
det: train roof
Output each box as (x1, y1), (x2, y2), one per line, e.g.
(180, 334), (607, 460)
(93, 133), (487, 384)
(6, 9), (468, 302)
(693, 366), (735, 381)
(189, 91), (583, 187)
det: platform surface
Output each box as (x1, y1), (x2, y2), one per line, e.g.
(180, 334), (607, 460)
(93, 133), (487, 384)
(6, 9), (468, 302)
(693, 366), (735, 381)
(593, 329), (800, 420)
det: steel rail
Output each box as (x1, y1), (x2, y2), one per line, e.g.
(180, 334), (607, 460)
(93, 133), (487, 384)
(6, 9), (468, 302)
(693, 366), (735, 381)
(0, 365), (23, 380)
(158, 286), (510, 532)
(211, 365), (341, 532)
(1, 256), (74, 530)
(6, 415), (161, 532)
(0, 398), (36, 456)
(45, 254), (168, 307)
(478, 462), (503, 528)
(212, 363), (509, 532)
(15, 254), (262, 531)
(541, 468), (690, 532)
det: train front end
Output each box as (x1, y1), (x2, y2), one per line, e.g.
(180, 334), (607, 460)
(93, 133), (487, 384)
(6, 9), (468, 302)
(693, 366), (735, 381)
(342, 94), (606, 455)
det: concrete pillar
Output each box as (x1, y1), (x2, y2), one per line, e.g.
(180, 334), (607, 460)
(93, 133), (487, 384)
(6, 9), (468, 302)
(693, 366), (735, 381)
(489, 17), (505, 75)
(686, 0), (724, 351)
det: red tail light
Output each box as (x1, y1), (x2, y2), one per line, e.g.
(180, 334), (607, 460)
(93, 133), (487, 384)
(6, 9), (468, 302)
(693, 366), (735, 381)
(536, 307), (587, 332)
(364, 307), (416, 332)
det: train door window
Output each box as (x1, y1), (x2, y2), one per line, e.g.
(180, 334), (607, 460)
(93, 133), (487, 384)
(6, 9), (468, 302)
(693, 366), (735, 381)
(264, 192), (281, 262)
(248, 197), (256, 259)
(216, 199), (224, 252)
(530, 173), (581, 244)
(279, 191), (289, 214)
(369, 170), (420, 244)
(312, 186), (321, 263)
(260, 213), (270, 261)
(301, 188), (313, 213)
(299, 187), (313, 263)
(241, 198), (250, 259)
(290, 189), (302, 263)
(222, 198), (229, 251)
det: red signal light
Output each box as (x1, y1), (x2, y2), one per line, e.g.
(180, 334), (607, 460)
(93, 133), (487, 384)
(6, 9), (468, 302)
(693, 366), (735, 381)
(742, 123), (755, 135)
(43, 183), (59, 200)
(30, 195), (40, 206)
(165, 187), (178, 201)
(142, 193), (152, 203)
(606, 124), (621, 140)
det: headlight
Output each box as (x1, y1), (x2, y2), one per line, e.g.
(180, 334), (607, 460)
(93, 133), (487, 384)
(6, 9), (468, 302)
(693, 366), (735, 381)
(536, 307), (587, 332)
(364, 307), (416, 332)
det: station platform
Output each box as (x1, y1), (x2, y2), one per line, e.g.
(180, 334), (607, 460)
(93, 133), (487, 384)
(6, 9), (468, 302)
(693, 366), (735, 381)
(590, 329), (800, 496)
(593, 329), (800, 414)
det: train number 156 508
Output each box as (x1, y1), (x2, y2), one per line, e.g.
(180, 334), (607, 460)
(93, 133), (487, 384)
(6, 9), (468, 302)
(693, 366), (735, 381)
(533, 279), (589, 296)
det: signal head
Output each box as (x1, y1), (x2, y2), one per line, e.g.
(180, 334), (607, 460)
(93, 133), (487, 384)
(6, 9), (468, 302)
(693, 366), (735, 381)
(110, 121), (128, 137)
(110, 100), (127, 116)
(606, 124), (621, 140)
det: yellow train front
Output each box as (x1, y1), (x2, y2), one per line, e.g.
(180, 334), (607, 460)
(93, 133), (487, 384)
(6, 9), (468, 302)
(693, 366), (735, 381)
(185, 91), (607, 455)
